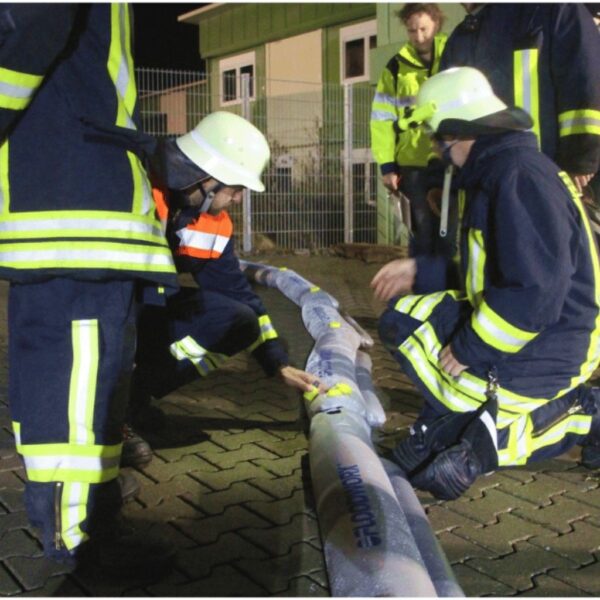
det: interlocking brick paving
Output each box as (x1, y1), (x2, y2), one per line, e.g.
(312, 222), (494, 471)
(0, 255), (599, 595)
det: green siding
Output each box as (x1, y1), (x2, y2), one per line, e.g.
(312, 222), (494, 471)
(199, 3), (375, 58)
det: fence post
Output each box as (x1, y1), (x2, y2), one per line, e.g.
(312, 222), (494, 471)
(241, 73), (252, 254)
(343, 84), (354, 244)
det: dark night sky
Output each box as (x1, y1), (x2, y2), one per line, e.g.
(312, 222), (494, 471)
(133, 4), (206, 71)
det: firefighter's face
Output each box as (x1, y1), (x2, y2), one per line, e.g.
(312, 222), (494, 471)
(405, 12), (438, 55)
(203, 179), (245, 215)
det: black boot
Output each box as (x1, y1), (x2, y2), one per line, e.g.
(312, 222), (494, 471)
(120, 424), (153, 469)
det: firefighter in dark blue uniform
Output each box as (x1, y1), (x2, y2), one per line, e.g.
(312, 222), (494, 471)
(372, 67), (600, 500)
(0, 4), (178, 574)
(125, 112), (324, 462)
(439, 3), (600, 192)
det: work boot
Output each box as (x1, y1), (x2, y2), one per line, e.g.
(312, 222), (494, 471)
(72, 517), (176, 581)
(580, 387), (600, 468)
(410, 439), (483, 500)
(118, 470), (140, 503)
(391, 411), (476, 475)
(121, 424), (153, 469)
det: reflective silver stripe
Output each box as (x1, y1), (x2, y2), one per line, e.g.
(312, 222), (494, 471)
(23, 453), (121, 472)
(69, 320), (98, 445)
(370, 110), (395, 121)
(479, 410), (498, 450)
(519, 51), (533, 117)
(0, 81), (34, 100)
(0, 245), (174, 267)
(0, 217), (162, 239)
(62, 482), (89, 550)
(473, 309), (531, 352)
(176, 228), (229, 254)
(373, 92), (415, 107)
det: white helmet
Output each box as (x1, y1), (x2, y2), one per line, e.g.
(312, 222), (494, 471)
(176, 112), (270, 192)
(404, 67), (532, 136)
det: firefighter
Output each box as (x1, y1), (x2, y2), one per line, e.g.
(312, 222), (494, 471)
(371, 67), (600, 500)
(370, 3), (454, 257)
(124, 112), (325, 465)
(0, 5), (178, 574)
(439, 3), (600, 193)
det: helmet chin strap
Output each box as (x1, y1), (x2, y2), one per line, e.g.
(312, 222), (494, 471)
(197, 179), (225, 213)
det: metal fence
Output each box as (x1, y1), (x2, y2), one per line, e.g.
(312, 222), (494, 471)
(136, 67), (378, 252)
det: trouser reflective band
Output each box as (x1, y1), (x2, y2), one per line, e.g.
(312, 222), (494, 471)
(498, 412), (591, 467)
(56, 481), (91, 551)
(248, 314), (278, 352)
(17, 439), (122, 483)
(169, 335), (227, 376)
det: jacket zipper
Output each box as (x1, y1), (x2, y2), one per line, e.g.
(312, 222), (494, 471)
(54, 482), (65, 550)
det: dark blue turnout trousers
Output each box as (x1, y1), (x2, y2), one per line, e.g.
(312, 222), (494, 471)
(379, 291), (594, 468)
(134, 286), (263, 401)
(8, 278), (136, 561)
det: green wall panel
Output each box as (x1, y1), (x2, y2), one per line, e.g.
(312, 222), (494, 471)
(199, 3), (375, 58)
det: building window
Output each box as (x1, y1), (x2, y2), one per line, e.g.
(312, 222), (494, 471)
(219, 51), (255, 105)
(340, 20), (377, 84)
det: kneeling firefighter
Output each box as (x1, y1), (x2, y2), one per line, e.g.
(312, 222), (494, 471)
(371, 67), (600, 500)
(123, 112), (324, 467)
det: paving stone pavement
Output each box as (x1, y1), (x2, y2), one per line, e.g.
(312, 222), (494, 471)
(1, 255), (600, 596)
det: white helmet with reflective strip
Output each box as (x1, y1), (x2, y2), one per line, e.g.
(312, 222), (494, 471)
(408, 66), (532, 136)
(176, 112), (270, 192)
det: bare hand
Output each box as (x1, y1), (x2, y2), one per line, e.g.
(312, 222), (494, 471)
(426, 188), (442, 217)
(279, 366), (327, 394)
(568, 173), (594, 194)
(382, 172), (401, 193)
(439, 344), (468, 378)
(370, 258), (417, 302)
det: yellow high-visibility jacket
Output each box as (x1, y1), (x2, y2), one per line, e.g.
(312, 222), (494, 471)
(370, 34), (447, 172)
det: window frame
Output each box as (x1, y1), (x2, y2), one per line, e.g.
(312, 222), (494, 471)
(339, 20), (377, 84)
(218, 51), (256, 106)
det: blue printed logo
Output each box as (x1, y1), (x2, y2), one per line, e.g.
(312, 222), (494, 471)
(337, 464), (382, 548)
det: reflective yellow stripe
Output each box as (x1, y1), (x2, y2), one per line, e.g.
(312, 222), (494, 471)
(514, 49), (540, 145)
(558, 109), (600, 137)
(0, 210), (167, 242)
(531, 414), (591, 454)
(399, 323), (482, 413)
(169, 335), (226, 376)
(0, 141), (8, 214)
(20, 442), (122, 483)
(61, 482), (90, 550)
(69, 320), (99, 446)
(0, 240), (174, 272)
(556, 172), (600, 395)
(401, 320), (547, 423)
(0, 66), (43, 110)
(466, 229), (485, 308)
(255, 314), (279, 344)
(498, 416), (533, 466)
(472, 301), (538, 354)
(394, 294), (424, 316)
(107, 4), (151, 216)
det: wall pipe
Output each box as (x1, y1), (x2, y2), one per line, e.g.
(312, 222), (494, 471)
(241, 260), (463, 597)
